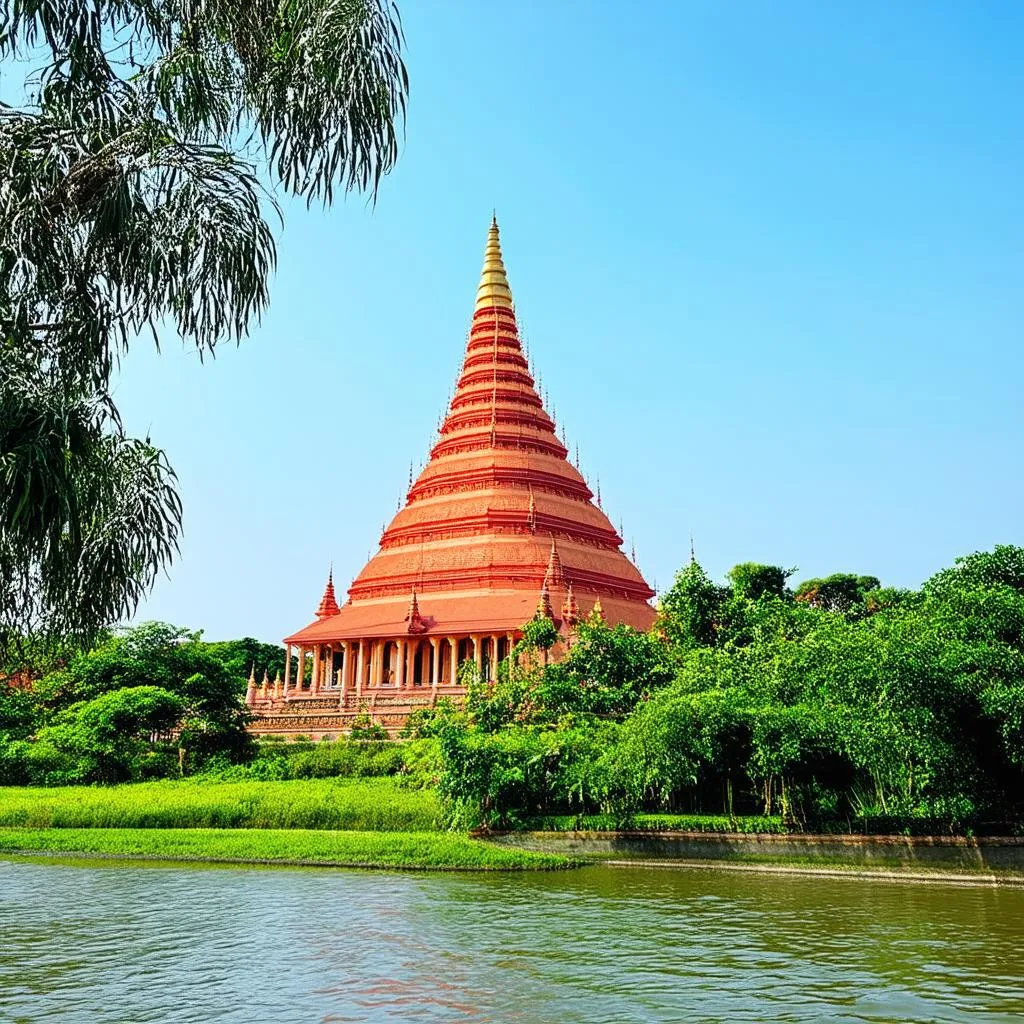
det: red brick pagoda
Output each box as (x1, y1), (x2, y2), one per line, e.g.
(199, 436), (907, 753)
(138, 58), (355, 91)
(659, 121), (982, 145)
(247, 218), (655, 737)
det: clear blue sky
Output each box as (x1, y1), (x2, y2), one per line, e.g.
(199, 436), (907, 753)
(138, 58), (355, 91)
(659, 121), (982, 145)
(107, 1), (1022, 642)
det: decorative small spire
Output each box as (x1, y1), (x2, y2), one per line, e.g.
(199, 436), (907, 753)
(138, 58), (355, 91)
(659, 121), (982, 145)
(544, 536), (564, 591)
(561, 581), (579, 627)
(690, 534), (696, 564)
(406, 587), (428, 634)
(315, 569), (341, 620)
(537, 581), (553, 619)
(595, 477), (602, 509)
(475, 216), (514, 312)
(591, 597), (605, 622)
(631, 540), (637, 563)
(574, 443), (580, 469)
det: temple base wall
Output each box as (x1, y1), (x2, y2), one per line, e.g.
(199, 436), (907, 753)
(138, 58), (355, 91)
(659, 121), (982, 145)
(247, 687), (466, 740)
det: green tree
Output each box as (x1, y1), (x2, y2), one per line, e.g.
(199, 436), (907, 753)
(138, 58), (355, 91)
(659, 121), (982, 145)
(36, 685), (184, 783)
(1, 0), (407, 646)
(727, 563), (794, 602)
(202, 637), (292, 684)
(544, 619), (672, 716)
(32, 621), (252, 773)
(925, 544), (1024, 597)
(657, 560), (724, 649)
(794, 573), (881, 615)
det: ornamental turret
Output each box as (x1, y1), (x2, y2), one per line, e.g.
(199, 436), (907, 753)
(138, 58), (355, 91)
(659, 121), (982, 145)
(561, 582), (579, 628)
(537, 582), (554, 620)
(315, 569), (341, 620)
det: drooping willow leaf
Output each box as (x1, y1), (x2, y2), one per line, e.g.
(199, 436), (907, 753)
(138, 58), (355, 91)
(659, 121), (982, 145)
(0, 0), (407, 649)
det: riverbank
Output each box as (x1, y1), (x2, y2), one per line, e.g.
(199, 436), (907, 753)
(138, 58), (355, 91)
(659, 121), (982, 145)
(0, 827), (572, 871)
(7, 781), (1024, 879)
(489, 829), (1024, 876)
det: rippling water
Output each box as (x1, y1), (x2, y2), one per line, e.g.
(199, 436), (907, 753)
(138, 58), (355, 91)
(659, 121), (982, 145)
(2, 858), (1023, 1023)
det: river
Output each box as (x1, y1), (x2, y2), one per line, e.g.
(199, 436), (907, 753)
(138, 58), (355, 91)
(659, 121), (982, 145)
(1, 858), (1022, 1023)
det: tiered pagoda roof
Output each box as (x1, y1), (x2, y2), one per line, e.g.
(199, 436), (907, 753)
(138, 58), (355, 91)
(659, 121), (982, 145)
(286, 218), (655, 646)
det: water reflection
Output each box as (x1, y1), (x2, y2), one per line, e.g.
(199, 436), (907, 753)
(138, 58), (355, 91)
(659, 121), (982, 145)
(1, 859), (1022, 1023)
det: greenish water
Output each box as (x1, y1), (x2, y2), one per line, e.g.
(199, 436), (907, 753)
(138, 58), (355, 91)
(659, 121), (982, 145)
(1, 859), (1022, 1023)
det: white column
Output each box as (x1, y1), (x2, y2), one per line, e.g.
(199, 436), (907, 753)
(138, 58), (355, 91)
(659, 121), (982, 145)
(474, 634), (483, 678)
(355, 641), (365, 699)
(430, 638), (440, 689)
(396, 639), (406, 689)
(311, 646), (321, 694)
(449, 637), (459, 685)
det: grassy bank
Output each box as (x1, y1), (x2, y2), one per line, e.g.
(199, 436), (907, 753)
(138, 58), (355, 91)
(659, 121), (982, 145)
(0, 827), (571, 871)
(525, 813), (787, 833)
(0, 779), (440, 831)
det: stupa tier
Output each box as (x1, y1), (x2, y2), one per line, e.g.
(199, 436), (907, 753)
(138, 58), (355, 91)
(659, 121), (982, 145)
(248, 218), (655, 737)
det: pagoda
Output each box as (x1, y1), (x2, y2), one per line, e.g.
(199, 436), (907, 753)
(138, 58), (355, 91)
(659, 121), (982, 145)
(248, 218), (655, 737)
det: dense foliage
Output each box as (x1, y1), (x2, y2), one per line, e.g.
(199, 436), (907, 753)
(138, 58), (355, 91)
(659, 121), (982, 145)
(429, 545), (1024, 832)
(3, 545), (1023, 839)
(0, 622), (254, 782)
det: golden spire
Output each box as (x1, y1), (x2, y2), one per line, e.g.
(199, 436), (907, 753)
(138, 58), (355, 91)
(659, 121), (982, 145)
(475, 214), (514, 312)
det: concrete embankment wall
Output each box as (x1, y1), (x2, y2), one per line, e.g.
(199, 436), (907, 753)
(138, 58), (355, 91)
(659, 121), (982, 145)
(489, 831), (1024, 871)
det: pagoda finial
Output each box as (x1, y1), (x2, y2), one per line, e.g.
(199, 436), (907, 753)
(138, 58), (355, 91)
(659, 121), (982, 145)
(595, 476), (602, 509)
(315, 568), (341, 620)
(475, 215), (513, 312)
(690, 534), (696, 564)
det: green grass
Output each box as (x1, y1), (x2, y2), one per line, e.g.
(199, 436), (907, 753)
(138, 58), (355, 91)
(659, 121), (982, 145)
(0, 827), (572, 871)
(524, 813), (787, 834)
(0, 779), (440, 831)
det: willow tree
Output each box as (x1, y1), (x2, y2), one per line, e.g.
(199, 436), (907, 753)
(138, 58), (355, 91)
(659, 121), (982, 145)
(0, 0), (407, 654)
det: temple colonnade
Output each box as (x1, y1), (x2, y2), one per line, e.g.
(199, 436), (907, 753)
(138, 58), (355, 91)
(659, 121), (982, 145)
(280, 633), (517, 701)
